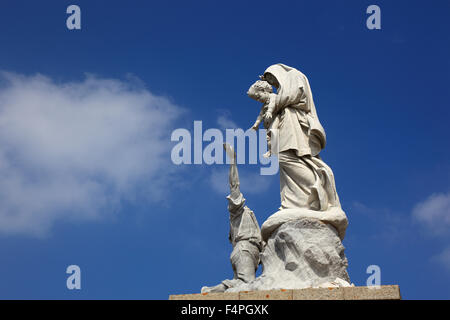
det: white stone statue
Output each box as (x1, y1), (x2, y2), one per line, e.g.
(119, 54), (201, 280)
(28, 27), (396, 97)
(256, 64), (348, 243)
(202, 63), (351, 293)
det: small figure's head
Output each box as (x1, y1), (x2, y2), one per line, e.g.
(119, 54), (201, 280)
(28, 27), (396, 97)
(247, 80), (273, 103)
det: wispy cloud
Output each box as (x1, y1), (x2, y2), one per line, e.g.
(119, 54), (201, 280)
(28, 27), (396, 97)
(349, 201), (410, 243)
(410, 192), (450, 272)
(216, 111), (238, 130)
(351, 192), (450, 242)
(0, 72), (182, 236)
(412, 192), (450, 236)
(354, 192), (450, 273)
(432, 246), (450, 271)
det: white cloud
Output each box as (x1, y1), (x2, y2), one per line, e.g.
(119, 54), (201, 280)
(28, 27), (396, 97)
(432, 247), (450, 271)
(0, 72), (181, 236)
(216, 112), (238, 130)
(411, 192), (450, 272)
(351, 201), (377, 216)
(350, 201), (410, 243)
(412, 192), (450, 236)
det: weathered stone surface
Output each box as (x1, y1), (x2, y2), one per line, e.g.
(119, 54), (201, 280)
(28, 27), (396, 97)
(240, 289), (292, 300)
(169, 292), (239, 300)
(293, 287), (344, 300)
(169, 286), (401, 300)
(343, 285), (401, 300)
(261, 207), (348, 242)
(226, 218), (351, 292)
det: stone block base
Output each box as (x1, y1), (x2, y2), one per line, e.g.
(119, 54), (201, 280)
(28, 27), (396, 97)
(169, 285), (401, 300)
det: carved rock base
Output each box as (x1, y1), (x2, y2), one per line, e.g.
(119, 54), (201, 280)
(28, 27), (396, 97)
(226, 218), (351, 292)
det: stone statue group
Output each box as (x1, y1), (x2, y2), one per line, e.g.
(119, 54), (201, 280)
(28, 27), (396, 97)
(202, 64), (351, 293)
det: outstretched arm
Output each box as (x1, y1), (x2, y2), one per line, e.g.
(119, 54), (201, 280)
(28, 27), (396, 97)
(223, 143), (240, 200)
(251, 108), (264, 130)
(264, 93), (276, 123)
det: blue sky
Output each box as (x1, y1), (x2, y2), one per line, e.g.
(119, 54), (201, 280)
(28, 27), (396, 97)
(0, 0), (449, 299)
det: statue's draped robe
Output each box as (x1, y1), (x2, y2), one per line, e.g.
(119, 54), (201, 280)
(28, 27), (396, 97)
(264, 64), (340, 211)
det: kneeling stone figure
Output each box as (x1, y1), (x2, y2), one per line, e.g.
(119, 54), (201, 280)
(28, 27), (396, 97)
(201, 144), (262, 293)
